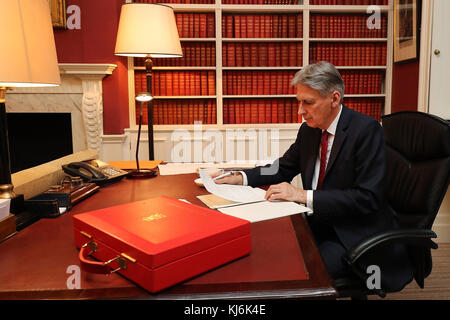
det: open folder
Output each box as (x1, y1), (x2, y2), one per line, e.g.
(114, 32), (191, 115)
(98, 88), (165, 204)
(197, 168), (312, 223)
(108, 160), (162, 170)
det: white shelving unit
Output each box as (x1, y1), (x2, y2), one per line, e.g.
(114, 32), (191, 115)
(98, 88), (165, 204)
(127, 0), (393, 131)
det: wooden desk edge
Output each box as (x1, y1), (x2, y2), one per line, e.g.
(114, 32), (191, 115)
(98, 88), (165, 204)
(0, 287), (336, 300)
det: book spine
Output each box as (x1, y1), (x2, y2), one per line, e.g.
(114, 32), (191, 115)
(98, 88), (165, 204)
(240, 15), (247, 38)
(271, 100), (278, 123)
(251, 100), (258, 123)
(200, 14), (207, 38)
(207, 13), (215, 38)
(208, 71), (215, 96)
(244, 100), (251, 124)
(247, 15), (254, 38)
(238, 100), (244, 125)
(172, 72), (180, 96)
(278, 99), (285, 123)
(201, 71), (208, 96)
(188, 100), (194, 124)
(254, 15), (261, 38)
(265, 99), (271, 123)
(258, 99), (265, 123)
(285, 99), (292, 123)
(228, 43), (235, 67)
(195, 71), (201, 96)
(223, 100), (229, 124)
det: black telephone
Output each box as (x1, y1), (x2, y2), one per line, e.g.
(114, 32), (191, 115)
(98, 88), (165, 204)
(62, 160), (129, 185)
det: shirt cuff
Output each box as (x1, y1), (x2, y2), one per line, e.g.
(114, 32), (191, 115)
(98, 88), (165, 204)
(239, 171), (248, 186)
(306, 190), (314, 215)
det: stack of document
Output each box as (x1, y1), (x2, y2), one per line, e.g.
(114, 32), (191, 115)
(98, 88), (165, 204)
(197, 168), (312, 223)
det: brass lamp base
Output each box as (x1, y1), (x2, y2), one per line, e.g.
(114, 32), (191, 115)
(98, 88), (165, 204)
(127, 169), (157, 179)
(0, 87), (7, 103)
(0, 184), (17, 199)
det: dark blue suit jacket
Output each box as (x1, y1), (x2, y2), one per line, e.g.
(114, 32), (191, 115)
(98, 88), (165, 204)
(244, 105), (414, 291)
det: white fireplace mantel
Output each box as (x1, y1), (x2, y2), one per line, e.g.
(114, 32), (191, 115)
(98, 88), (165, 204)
(6, 63), (117, 154)
(59, 63), (117, 77)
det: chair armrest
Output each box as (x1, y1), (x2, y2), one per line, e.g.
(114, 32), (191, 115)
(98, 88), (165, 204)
(346, 229), (438, 266)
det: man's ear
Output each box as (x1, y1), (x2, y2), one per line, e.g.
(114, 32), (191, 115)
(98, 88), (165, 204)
(331, 91), (341, 108)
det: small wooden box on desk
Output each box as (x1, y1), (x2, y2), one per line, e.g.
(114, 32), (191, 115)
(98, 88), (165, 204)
(0, 214), (16, 243)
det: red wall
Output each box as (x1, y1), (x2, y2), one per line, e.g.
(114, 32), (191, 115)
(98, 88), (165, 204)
(54, 0), (129, 134)
(390, 0), (421, 114)
(391, 61), (420, 113)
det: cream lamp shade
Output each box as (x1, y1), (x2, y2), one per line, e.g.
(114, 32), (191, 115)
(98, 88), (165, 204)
(0, 0), (61, 87)
(114, 3), (183, 58)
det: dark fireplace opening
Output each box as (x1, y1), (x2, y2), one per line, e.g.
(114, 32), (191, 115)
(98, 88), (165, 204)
(6, 113), (73, 174)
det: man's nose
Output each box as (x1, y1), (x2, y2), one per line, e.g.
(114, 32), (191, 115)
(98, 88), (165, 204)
(297, 102), (305, 115)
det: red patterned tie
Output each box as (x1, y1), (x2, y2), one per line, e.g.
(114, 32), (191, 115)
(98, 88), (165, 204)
(317, 130), (329, 190)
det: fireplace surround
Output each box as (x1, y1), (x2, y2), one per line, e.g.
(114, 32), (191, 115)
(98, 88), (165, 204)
(5, 63), (117, 156)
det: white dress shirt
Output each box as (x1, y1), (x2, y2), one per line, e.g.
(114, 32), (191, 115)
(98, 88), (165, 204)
(306, 105), (342, 212)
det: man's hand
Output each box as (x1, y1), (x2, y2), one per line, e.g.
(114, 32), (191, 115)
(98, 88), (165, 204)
(264, 182), (307, 204)
(210, 171), (243, 185)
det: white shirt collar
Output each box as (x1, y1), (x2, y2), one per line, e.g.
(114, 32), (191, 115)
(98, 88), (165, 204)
(324, 104), (342, 135)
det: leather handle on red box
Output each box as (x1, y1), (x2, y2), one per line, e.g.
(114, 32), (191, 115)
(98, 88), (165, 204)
(79, 244), (111, 274)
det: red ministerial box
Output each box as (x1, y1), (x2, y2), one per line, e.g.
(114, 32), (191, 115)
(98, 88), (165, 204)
(73, 196), (251, 293)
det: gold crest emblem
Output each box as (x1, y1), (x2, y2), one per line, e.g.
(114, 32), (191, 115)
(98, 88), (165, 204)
(142, 213), (167, 222)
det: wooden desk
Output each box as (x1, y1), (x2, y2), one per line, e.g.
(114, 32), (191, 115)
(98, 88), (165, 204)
(0, 174), (336, 300)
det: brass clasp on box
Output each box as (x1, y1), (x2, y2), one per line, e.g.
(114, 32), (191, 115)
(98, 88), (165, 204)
(81, 241), (127, 274)
(80, 231), (136, 275)
(105, 256), (128, 275)
(81, 240), (98, 257)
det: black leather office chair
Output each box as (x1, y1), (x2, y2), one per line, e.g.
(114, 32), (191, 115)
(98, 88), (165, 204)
(334, 111), (450, 299)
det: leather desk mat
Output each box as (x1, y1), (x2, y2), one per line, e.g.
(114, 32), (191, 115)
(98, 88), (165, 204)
(186, 217), (308, 285)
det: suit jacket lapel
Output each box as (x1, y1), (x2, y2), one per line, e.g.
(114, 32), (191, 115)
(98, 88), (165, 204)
(325, 105), (352, 177)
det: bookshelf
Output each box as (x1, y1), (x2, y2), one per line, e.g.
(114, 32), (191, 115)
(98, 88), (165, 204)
(127, 0), (393, 130)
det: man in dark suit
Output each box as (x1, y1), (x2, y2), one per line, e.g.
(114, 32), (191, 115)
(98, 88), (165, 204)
(214, 61), (413, 292)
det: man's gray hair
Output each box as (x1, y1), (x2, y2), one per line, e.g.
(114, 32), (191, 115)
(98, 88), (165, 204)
(291, 61), (345, 103)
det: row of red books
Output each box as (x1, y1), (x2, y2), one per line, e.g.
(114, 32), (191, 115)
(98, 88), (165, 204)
(223, 71), (297, 95)
(310, 43), (387, 66)
(340, 70), (384, 95)
(222, 14), (303, 38)
(135, 43), (216, 67)
(223, 99), (301, 124)
(310, 0), (388, 4)
(175, 13), (215, 38)
(310, 14), (388, 38)
(222, 42), (303, 67)
(343, 98), (383, 121)
(144, 98), (382, 125)
(139, 100), (217, 125)
(135, 71), (216, 96)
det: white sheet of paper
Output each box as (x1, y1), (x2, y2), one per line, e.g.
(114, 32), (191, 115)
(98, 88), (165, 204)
(198, 168), (266, 203)
(158, 163), (205, 175)
(158, 161), (275, 176)
(218, 201), (312, 223)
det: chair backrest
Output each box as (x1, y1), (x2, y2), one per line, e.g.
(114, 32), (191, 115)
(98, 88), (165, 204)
(382, 112), (450, 229)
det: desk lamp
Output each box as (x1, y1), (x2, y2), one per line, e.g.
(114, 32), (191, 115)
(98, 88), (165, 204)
(0, 0), (61, 202)
(128, 92), (156, 178)
(115, 3), (183, 161)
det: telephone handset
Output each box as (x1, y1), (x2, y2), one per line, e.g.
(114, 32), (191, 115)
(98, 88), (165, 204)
(62, 160), (129, 185)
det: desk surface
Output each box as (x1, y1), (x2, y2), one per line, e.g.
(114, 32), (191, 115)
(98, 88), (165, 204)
(0, 173), (336, 300)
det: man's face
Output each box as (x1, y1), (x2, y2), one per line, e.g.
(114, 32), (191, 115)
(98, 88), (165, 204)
(296, 84), (341, 130)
